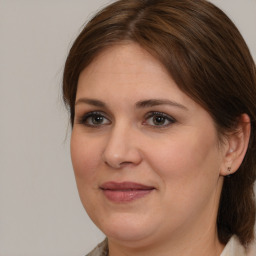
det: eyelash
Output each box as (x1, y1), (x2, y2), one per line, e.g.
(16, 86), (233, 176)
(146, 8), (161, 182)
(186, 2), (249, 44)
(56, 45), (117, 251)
(78, 111), (176, 128)
(78, 111), (111, 127)
(143, 111), (176, 128)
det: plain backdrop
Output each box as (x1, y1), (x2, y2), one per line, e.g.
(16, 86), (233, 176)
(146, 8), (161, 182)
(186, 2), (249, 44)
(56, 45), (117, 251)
(0, 0), (255, 255)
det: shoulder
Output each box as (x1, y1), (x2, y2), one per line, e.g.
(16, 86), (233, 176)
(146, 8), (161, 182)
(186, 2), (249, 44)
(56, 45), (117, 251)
(221, 236), (256, 256)
(85, 238), (108, 256)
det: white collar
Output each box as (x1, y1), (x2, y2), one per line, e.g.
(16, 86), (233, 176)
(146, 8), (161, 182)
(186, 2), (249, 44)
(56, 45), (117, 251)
(220, 236), (256, 256)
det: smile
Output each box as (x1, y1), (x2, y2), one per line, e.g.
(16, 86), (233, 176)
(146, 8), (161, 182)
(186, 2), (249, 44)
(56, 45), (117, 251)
(100, 182), (155, 203)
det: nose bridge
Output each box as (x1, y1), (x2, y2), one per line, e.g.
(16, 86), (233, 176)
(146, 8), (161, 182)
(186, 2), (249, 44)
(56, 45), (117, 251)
(103, 121), (141, 168)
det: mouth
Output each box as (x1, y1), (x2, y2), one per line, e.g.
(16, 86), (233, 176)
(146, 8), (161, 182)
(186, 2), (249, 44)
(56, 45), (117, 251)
(99, 182), (155, 203)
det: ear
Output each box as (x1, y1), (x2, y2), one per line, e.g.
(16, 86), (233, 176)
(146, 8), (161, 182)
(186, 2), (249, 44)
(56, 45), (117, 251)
(219, 114), (251, 176)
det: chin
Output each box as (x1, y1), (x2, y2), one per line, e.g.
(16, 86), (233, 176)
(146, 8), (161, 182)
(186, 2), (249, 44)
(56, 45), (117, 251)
(96, 212), (158, 244)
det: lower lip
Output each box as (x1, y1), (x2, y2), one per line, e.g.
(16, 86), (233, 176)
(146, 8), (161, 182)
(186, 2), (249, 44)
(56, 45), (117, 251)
(102, 189), (153, 203)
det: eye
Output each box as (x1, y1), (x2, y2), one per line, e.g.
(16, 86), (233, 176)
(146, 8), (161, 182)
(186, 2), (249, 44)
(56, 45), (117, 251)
(78, 111), (111, 127)
(143, 112), (176, 127)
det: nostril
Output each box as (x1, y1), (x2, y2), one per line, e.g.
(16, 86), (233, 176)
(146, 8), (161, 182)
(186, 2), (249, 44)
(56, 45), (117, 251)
(102, 138), (143, 168)
(104, 160), (134, 169)
(104, 160), (121, 169)
(120, 161), (133, 166)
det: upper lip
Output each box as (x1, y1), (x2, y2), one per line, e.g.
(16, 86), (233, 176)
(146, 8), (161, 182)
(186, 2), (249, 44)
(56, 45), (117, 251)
(100, 182), (155, 191)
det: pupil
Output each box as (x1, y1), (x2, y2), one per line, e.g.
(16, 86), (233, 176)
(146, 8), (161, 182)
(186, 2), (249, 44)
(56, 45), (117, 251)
(93, 116), (103, 124)
(154, 116), (165, 125)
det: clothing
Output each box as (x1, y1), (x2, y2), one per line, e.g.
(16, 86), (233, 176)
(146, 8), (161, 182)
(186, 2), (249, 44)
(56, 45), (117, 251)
(86, 236), (256, 256)
(220, 236), (256, 256)
(86, 239), (108, 256)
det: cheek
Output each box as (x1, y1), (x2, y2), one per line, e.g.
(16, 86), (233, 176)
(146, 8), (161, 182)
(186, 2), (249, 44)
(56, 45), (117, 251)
(70, 131), (102, 184)
(144, 130), (222, 224)
(70, 131), (106, 217)
(146, 128), (221, 193)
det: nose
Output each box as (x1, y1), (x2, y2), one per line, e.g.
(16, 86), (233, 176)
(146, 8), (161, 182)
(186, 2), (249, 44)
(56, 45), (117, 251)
(102, 124), (142, 169)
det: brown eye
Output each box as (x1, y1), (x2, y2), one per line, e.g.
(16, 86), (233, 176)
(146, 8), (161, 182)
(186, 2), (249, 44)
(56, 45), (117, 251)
(144, 112), (176, 127)
(91, 115), (105, 125)
(79, 112), (111, 127)
(152, 115), (167, 125)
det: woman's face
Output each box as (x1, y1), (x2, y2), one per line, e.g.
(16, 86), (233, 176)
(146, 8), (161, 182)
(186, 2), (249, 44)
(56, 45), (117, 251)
(71, 43), (226, 247)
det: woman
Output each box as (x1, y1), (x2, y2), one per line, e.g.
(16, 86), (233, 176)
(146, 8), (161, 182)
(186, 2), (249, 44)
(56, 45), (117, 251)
(63, 0), (256, 255)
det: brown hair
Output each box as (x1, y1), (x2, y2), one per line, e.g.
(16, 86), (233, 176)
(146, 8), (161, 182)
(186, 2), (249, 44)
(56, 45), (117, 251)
(63, 0), (256, 246)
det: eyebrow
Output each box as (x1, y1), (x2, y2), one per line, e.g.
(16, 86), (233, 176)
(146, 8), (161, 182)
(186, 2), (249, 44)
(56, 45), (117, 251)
(75, 98), (188, 111)
(75, 98), (106, 107)
(135, 99), (188, 110)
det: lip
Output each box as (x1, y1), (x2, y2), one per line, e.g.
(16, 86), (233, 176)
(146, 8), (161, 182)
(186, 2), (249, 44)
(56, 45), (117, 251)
(100, 182), (155, 203)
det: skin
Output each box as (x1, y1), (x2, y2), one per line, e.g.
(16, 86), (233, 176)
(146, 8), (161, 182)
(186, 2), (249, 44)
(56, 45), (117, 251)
(71, 43), (250, 256)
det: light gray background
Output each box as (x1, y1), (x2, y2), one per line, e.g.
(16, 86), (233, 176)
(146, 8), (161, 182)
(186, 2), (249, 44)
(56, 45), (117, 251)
(0, 0), (255, 255)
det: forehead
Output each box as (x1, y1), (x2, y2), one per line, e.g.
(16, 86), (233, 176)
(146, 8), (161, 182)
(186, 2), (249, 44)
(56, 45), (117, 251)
(77, 43), (178, 96)
(80, 42), (168, 78)
(76, 43), (201, 112)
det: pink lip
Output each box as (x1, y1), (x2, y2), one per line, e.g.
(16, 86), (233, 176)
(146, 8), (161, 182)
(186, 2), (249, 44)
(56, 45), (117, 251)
(100, 182), (155, 203)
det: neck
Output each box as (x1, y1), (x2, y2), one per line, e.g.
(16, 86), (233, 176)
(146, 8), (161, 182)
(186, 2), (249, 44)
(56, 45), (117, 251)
(108, 229), (224, 256)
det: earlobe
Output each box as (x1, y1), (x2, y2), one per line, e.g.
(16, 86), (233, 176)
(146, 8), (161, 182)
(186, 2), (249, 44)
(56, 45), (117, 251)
(220, 114), (251, 177)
